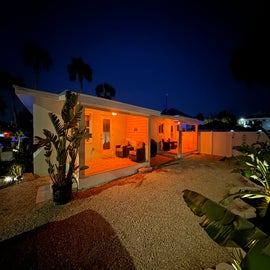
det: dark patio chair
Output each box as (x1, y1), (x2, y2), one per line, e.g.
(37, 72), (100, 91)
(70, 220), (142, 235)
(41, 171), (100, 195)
(129, 142), (145, 162)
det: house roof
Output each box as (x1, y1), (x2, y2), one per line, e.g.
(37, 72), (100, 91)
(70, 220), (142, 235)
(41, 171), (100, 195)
(14, 86), (202, 125)
(244, 113), (270, 119)
(161, 108), (192, 118)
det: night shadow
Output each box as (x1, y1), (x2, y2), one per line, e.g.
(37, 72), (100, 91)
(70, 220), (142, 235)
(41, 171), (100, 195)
(0, 209), (135, 269)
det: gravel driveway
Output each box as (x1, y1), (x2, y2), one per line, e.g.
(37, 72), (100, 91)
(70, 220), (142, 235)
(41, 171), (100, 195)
(0, 154), (245, 269)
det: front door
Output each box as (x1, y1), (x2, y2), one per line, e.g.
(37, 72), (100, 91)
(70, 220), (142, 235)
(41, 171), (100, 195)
(102, 117), (111, 154)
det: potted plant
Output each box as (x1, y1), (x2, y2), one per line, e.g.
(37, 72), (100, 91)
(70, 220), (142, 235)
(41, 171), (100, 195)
(34, 91), (91, 204)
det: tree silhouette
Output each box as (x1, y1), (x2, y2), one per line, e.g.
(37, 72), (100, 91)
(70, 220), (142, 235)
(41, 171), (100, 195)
(196, 113), (204, 121)
(161, 108), (191, 117)
(216, 110), (236, 125)
(95, 83), (116, 100)
(230, 10), (270, 86)
(22, 42), (52, 89)
(0, 71), (26, 126)
(67, 57), (93, 92)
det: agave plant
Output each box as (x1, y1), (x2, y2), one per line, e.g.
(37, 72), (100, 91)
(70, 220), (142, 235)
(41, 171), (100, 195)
(183, 189), (270, 270)
(34, 91), (91, 189)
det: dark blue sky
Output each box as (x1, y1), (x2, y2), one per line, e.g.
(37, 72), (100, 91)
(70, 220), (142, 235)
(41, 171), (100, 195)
(1, 0), (269, 119)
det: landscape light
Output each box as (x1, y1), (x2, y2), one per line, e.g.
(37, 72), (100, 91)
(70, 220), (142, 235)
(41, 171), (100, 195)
(4, 176), (13, 183)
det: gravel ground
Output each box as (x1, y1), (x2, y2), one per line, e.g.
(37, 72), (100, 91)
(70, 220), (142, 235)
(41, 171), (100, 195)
(0, 154), (247, 269)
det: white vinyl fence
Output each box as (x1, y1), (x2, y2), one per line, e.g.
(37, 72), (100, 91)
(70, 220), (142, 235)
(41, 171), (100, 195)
(198, 131), (268, 157)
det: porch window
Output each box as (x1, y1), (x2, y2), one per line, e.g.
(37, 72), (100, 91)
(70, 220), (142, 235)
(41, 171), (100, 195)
(85, 113), (92, 142)
(158, 123), (164, 134)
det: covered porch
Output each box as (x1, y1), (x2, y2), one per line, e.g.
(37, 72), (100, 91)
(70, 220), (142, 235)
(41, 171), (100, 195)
(79, 109), (201, 189)
(150, 115), (200, 158)
(78, 154), (175, 189)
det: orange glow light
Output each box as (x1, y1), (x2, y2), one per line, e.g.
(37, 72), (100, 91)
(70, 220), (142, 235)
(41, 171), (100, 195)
(112, 112), (117, 116)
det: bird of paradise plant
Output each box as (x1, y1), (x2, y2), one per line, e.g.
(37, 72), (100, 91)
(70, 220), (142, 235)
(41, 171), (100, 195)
(222, 142), (270, 220)
(183, 189), (270, 270)
(34, 90), (91, 204)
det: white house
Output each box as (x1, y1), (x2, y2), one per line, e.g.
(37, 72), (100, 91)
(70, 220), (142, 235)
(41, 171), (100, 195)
(14, 85), (202, 189)
(238, 113), (270, 131)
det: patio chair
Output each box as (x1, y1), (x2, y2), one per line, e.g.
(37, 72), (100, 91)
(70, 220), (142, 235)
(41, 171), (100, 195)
(129, 141), (145, 162)
(161, 139), (170, 151)
(116, 145), (129, 158)
(151, 139), (157, 157)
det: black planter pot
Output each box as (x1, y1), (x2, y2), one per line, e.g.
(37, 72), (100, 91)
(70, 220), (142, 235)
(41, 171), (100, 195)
(52, 182), (72, 205)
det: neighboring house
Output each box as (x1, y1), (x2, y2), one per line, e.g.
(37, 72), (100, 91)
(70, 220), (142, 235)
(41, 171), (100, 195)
(14, 86), (202, 189)
(238, 113), (270, 131)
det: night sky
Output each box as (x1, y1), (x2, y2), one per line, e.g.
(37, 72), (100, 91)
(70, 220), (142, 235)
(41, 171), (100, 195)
(1, 0), (269, 119)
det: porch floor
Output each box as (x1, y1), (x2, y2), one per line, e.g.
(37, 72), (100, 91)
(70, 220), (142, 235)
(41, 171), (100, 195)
(84, 156), (137, 176)
(83, 154), (175, 177)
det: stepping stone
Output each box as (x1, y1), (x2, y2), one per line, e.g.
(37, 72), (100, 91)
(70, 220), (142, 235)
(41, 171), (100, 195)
(227, 198), (256, 219)
(138, 167), (152, 173)
(215, 262), (235, 270)
(36, 184), (51, 204)
(204, 262), (234, 270)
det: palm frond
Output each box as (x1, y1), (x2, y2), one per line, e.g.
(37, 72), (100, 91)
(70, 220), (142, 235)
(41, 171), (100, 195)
(222, 189), (270, 218)
(43, 129), (59, 149)
(33, 140), (47, 153)
(79, 165), (89, 171)
(68, 104), (83, 128)
(68, 128), (90, 146)
(48, 112), (65, 137)
(183, 189), (267, 252)
(44, 142), (52, 158)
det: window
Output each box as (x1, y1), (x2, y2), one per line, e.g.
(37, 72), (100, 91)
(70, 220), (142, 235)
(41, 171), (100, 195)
(158, 123), (164, 134)
(85, 113), (92, 142)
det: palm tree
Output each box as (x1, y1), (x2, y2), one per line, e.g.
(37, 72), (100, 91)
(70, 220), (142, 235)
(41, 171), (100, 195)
(95, 83), (116, 100)
(22, 42), (52, 89)
(67, 57), (93, 92)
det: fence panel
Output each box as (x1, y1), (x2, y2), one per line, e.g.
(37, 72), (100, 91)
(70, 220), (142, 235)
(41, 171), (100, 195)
(198, 132), (213, 155)
(212, 132), (232, 157)
(199, 131), (268, 157)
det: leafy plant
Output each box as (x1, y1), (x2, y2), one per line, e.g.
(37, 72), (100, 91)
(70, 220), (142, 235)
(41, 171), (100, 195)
(11, 130), (33, 174)
(223, 141), (270, 219)
(8, 163), (24, 182)
(183, 189), (270, 270)
(34, 91), (91, 187)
